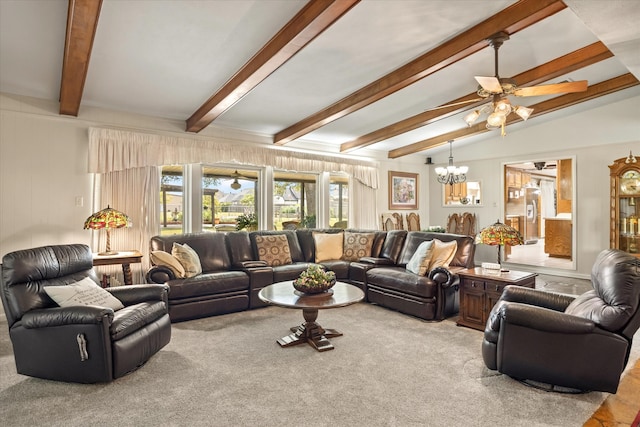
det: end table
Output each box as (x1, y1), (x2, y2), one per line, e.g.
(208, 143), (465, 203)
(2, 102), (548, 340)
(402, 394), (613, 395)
(457, 267), (537, 331)
(92, 250), (143, 286)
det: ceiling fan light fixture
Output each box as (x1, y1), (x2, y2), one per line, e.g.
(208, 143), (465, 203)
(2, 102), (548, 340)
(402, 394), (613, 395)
(463, 110), (480, 126)
(486, 112), (506, 127)
(230, 178), (241, 190)
(494, 98), (512, 115)
(514, 105), (534, 121)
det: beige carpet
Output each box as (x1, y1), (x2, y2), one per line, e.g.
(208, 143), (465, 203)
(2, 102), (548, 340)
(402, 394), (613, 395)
(1, 303), (637, 427)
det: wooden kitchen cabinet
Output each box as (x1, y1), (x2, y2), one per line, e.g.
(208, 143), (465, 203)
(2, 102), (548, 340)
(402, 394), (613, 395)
(457, 268), (537, 331)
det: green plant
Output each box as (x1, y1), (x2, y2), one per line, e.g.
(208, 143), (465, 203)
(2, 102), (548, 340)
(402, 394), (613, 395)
(236, 213), (258, 231)
(301, 214), (316, 228)
(293, 264), (336, 293)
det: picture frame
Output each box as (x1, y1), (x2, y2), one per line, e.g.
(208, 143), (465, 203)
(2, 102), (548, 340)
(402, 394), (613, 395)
(388, 171), (418, 210)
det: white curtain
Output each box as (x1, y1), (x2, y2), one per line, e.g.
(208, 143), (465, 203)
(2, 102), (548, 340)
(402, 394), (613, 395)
(91, 166), (160, 284)
(87, 127), (380, 275)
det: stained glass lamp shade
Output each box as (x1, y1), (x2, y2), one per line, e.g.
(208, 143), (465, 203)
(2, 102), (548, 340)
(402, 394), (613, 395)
(475, 219), (524, 265)
(83, 205), (132, 255)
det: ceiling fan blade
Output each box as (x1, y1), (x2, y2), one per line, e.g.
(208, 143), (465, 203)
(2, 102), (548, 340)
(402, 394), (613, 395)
(514, 80), (588, 97)
(424, 98), (483, 112)
(475, 76), (503, 93)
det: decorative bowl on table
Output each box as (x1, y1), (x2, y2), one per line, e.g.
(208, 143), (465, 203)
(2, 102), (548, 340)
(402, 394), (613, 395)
(292, 264), (336, 294)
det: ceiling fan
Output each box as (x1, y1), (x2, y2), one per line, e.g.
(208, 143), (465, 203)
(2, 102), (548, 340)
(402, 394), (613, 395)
(229, 170), (254, 190)
(436, 32), (589, 136)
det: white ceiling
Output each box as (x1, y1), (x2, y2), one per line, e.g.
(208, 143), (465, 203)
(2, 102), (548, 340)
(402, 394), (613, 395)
(1, 0), (639, 158)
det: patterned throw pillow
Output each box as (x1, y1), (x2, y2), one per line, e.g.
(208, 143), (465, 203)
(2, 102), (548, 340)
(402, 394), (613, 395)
(150, 250), (186, 278)
(343, 232), (375, 261)
(255, 234), (292, 266)
(171, 242), (203, 278)
(428, 239), (458, 270)
(313, 232), (344, 262)
(406, 240), (435, 276)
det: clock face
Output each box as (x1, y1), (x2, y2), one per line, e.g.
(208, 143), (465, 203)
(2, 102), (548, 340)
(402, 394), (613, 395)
(620, 170), (640, 195)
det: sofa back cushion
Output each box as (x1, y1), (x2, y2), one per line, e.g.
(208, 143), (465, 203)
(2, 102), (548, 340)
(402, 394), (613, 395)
(1, 244), (97, 326)
(226, 231), (254, 266)
(397, 232), (475, 268)
(254, 234), (293, 266)
(565, 249), (640, 335)
(378, 230), (407, 263)
(149, 232), (231, 272)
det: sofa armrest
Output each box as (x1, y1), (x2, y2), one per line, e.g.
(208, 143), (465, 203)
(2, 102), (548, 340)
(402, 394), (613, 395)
(146, 265), (176, 284)
(233, 260), (268, 269)
(359, 257), (394, 265)
(428, 267), (457, 288)
(500, 285), (575, 312)
(488, 301), (595, 334)
(108, 284), (169, 306)
(22, 306), (114, 329)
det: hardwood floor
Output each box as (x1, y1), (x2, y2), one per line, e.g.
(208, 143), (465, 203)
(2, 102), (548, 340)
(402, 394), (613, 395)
(583, 358), (640, 427)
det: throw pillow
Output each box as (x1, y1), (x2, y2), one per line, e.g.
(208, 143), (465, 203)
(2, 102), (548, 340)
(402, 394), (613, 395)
(44, 276), (124, 311)
(428, 239), (458, 271)
(405, 240), (435, 276)
(255, 234), (292, 266)
(150, 250), (186, 278)
(313, 232), (344, 262)
(342, 232), (375, 261)
(171, 243), (203, 278)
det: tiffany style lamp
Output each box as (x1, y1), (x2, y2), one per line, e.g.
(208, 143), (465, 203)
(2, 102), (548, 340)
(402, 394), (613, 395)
(84, 205), (132, 255)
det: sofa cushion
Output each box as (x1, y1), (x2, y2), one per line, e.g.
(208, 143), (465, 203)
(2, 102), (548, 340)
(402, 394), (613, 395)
(44, 277), (124, 311)
(166, 271), (250, 300)
(151, 250), (186, 278)
(255, 234), (292, 266)
(428, 239), (457, 270)
(313, 232), (344, 262)
(172, 243), (202, 278)
(110, 301), (167, 340)
(343, 232), (375, 262)
(405, 240), (435, 276)
(367, 267), (437, 299)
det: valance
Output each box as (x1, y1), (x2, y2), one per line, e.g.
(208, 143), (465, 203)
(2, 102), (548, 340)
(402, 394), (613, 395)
(88, 127), (379, 188)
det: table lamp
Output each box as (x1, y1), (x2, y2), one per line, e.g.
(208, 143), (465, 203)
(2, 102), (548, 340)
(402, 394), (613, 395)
(84, 205), (132, 255)
(475, 219), (524, 269)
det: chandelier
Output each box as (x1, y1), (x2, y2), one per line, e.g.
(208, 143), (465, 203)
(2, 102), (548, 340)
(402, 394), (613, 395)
(463, 94), (533, 137)
(435, 140), (468, 186)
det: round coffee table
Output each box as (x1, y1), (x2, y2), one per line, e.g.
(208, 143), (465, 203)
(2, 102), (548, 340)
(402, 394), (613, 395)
(258, 281), (364, 352)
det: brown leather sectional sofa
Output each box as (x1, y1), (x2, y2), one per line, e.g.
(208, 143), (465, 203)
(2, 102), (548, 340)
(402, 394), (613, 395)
(147, 229), (475, 322)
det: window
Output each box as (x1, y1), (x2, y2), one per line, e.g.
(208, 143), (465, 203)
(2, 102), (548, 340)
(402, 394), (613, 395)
(160, 166), (184, 235)
(330, 174), (348, 228)
(273, 171), (317, 230)
(201, 166), (257, 232)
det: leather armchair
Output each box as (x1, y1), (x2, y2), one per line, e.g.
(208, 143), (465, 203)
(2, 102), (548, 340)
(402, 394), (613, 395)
(1, 244), (171, 383)
(482, 249), (640, 393)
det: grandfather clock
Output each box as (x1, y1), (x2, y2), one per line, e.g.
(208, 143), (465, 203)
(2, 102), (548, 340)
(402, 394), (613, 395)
(609, 154), (640, 258)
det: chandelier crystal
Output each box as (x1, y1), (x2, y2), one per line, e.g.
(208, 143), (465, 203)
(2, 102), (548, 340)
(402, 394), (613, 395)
(435, 140), (468, 186)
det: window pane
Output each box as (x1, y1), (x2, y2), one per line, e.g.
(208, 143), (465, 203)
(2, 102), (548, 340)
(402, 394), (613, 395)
(274, 171), (316, 230)
(160, 165), (184, 235)
(330, 174), (348, 228)
(202, 166), (257, 232)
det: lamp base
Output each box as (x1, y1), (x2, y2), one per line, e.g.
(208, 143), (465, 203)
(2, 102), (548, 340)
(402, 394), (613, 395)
(97, 251), (119, 256)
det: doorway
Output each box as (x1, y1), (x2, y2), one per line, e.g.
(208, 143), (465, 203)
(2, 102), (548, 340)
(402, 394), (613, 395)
(503, 159), (574, 270)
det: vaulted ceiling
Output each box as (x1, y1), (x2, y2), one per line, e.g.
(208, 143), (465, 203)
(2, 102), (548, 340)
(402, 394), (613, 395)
(1, 0), (638, 159)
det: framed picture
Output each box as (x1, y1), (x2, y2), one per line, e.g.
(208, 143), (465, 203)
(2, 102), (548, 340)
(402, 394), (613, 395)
(388, 171), (418, 210)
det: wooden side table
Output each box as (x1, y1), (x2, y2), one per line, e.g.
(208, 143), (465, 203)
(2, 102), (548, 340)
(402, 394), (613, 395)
(457, 267), (537, 331)
(92, 250), (143, 286)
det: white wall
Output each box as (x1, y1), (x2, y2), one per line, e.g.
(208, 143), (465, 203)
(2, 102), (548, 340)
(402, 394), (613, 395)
(427, 92), (640, 277)
(2, 90), (639, 279)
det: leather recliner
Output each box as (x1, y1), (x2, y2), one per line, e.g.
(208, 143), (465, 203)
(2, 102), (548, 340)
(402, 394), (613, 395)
(482, 249), (640, 393)
(1, 244), (172, 383)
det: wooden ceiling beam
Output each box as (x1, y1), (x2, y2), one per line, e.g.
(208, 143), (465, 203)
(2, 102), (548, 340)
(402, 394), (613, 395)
(340, 41), (612, 153)
(186, 0), (360, 133)
(387, 73), (640, 158)
(59, 0), (102, 116)
(274, 0), (566, 145)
